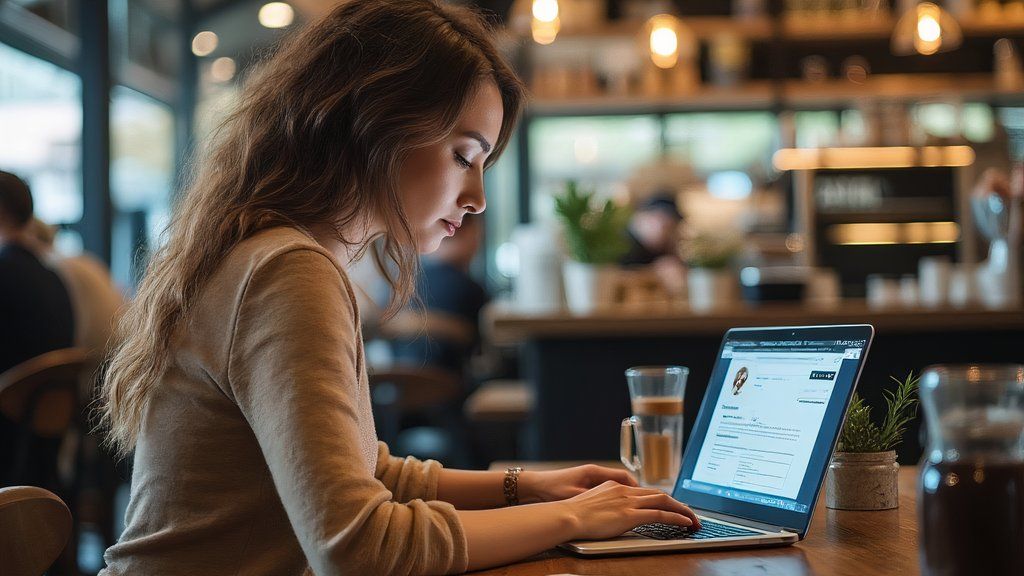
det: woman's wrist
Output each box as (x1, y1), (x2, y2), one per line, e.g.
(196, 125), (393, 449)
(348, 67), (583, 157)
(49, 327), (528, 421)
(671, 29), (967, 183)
(514, 470), (545, 505)
(548, 500), (581, 538)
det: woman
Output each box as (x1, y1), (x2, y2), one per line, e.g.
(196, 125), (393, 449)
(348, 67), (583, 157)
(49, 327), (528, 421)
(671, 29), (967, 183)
(732, 367), (749, 395)
(98, 2), (698, 574)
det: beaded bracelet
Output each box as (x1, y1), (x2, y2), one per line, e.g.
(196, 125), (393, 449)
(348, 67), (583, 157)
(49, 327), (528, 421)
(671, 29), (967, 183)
(503, 466), (523, 506)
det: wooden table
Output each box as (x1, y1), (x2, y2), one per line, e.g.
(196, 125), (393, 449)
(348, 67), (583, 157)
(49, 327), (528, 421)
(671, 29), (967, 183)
(476, 462), (920, 576)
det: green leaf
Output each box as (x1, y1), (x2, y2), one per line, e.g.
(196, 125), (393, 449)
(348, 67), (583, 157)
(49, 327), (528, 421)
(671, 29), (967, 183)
(839, 372), (919, 453)
(553, 181), (632, 264)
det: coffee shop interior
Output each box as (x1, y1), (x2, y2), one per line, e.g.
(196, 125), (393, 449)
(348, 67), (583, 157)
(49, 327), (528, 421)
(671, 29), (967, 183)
(2, 0), (1023, 574)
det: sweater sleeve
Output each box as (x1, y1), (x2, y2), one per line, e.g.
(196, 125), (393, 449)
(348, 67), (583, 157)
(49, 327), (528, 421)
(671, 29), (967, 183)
(375, 442), (444, 503)
(227, 248), (468, 576)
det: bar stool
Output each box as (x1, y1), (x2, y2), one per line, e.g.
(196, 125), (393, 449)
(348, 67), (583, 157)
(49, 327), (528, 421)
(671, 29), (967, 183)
(0, 486), (72, 576)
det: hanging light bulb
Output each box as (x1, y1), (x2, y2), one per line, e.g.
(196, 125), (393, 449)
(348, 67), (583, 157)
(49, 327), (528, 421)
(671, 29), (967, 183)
(892, 2), (962, 56)
(509, 0), (562, 45)
(531, 17), (560, 45)
(530, 0), (560, 44)
(532, 0), (558, 23)
(646, 14), (683, 69)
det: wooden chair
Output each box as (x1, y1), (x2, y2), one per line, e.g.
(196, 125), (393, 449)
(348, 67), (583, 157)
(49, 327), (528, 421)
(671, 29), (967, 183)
(0, 348), (89, 574)
(378, 310), (477, 352)
(0, 348), (90, 485)
(464, 379), (535, 460)
(368, 365), (464, 447)
(464, 379), (534, 423)
(0, 486), (72, 576)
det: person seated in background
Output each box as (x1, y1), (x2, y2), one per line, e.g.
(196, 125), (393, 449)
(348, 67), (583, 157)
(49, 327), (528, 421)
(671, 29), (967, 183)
(0, 169), (75, 487)
(620, 193), (687, 298)
(29, 217), (127, 376)
(389, 213), (489, 374)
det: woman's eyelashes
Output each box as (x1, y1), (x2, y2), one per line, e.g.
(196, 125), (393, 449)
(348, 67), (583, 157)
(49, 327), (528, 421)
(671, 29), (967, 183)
(454, 151), (472, 169)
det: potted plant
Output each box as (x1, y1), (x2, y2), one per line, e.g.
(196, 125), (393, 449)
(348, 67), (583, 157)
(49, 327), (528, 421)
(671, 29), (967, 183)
(553, 182), (631, 314)
(679, 232), (740, 312)
(827, 372), (920, 510)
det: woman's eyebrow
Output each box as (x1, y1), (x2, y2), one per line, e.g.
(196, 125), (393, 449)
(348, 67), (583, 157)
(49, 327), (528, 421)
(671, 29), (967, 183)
(462, 130), (492, 153)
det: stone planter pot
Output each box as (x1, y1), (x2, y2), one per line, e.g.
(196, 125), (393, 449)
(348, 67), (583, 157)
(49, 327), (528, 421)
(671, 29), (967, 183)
(687, 268), (736, 313)
(826, 450), (899, 510)
(562, 261), (617, 315)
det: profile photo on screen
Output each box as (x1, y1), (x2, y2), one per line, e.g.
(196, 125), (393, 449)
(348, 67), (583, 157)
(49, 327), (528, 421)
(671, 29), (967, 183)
(731, 367), (749, 395)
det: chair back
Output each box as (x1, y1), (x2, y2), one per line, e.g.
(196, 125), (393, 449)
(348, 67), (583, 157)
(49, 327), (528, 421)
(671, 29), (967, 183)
(0, 348), (89, 437)
(0, 486), (72, 576)
(368, 365), (463, 413)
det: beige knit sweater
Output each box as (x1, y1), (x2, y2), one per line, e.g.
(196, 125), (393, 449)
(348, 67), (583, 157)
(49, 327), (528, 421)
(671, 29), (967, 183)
(100, 227), (468, 575)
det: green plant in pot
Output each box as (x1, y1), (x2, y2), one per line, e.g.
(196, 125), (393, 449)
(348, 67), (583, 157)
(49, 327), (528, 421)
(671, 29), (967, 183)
(553, 182), (631, 313)
(827, 372), (920, 510)
(678, 232), (741, 312)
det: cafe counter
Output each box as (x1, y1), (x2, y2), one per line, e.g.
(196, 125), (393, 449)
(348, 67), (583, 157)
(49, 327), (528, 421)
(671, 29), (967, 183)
(482, 302), (1024, 461)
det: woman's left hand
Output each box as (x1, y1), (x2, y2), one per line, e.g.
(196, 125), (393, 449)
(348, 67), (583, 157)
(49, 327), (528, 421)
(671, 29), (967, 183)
(520, 464), (640, 503)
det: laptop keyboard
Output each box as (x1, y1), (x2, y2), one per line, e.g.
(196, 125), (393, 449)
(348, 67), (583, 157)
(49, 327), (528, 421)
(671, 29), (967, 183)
(632, 518), (761, 540)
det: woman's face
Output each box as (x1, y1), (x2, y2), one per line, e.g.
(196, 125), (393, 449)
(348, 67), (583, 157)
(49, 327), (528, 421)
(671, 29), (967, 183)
(398, 80), (504, 254)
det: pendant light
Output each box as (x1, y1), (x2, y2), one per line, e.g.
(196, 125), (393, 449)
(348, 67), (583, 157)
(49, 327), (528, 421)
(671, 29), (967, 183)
(891, 2), (963, 56)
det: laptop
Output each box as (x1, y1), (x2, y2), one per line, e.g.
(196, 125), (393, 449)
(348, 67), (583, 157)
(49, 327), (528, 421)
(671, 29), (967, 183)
(560, 324), (874, 555)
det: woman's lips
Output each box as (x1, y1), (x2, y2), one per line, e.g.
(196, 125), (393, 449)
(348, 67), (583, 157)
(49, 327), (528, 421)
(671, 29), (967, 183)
(443, 220), (457, 237)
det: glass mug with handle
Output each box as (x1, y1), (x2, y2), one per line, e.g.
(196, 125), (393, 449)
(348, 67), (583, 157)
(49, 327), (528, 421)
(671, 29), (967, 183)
(620, 366), (688, 491)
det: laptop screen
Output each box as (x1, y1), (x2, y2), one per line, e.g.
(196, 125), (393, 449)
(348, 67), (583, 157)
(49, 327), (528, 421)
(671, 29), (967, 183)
(674, 325), (872, 534)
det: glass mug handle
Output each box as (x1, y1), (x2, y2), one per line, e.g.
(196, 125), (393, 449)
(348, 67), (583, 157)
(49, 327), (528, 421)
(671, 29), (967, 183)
(620, 416), (641, 474)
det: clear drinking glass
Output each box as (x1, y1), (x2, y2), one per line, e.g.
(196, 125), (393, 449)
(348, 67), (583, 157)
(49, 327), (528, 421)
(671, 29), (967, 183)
(620, 366), (688, 490)
(918, 364), (1024, 576)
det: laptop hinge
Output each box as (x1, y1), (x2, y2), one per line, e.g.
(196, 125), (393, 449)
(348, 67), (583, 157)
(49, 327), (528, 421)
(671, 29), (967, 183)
(693, 508), (793, 535)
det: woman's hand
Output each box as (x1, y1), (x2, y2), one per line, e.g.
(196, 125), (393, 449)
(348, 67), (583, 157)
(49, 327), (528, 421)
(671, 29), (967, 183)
(519, 464), (639, 503)
(556, 480), (701, 541)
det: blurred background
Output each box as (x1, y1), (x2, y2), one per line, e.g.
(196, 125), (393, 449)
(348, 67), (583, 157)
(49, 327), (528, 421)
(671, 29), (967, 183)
(2, 1), (1024, 573)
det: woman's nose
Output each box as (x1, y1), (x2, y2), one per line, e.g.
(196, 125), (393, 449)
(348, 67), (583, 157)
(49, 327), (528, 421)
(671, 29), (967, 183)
(461, 173), (486, 214)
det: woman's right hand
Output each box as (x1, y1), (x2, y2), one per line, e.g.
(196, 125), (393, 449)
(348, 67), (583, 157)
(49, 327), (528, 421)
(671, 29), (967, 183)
(558, 480), (701, 541)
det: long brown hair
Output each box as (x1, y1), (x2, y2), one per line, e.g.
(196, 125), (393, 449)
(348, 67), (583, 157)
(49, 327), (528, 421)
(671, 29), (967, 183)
(100, 0), (524, 456)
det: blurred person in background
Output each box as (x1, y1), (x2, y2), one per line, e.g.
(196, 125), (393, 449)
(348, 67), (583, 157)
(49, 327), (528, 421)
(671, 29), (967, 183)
(389, 212), (489, 373)
(29, 217), (127, 377)
(0, 169), (75, 487)
(621, 193), (687, 297)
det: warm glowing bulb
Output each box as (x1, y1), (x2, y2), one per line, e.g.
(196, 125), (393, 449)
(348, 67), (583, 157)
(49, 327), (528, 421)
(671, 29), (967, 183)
(647, 15), (680, 69)
(259, 2), (294, 29)
(650, 26), (678, 57)
(917, 14), (941, 42)
(531, 16), (559, 44)
(191, 31), (218, 56)
(532, 0), (558, 23)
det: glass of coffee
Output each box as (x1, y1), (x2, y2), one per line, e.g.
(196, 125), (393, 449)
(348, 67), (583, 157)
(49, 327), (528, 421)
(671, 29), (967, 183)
(918, 364), (1024, 576)
(620, 366), (688, 490)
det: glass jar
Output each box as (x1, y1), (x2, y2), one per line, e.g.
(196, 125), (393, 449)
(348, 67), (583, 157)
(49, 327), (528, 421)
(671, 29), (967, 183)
(918, 365), (1024, 576)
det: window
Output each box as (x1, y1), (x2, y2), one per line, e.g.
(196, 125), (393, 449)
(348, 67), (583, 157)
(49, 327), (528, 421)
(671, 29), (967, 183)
(110, 85), (174, 286)
(0, 42), (82, 228)
(665, 112), (777, 176)
(8, 0), (76, 33)
(528, 115), (661, 221)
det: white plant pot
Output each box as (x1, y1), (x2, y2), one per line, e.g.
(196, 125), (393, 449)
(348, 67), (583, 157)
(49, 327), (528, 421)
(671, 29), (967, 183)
(562, 261), (616, 314)
(687, 268), (736, 312)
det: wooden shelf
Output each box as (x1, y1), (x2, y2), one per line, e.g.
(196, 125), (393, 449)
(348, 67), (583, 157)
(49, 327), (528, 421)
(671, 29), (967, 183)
(782, 73), (1022, 107)
(783, 13), (1024, 41)
(781, 14), (895, 41)
(528, 73), (1024, 116)
(542, 15), (774, 42)
(529, 81), (777, 115)
(528, 13), (1024, 45)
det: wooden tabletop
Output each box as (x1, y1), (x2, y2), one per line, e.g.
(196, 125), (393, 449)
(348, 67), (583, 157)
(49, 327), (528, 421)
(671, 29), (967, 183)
(483, 300), (1024, 345)
(476, 462), (920, 576)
